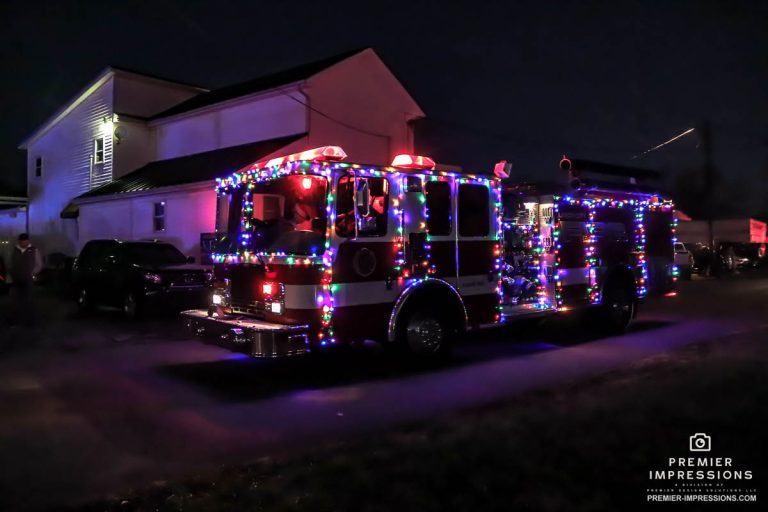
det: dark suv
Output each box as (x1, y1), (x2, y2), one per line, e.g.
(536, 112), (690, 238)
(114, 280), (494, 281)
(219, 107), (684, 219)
(72, 240), (213, 318)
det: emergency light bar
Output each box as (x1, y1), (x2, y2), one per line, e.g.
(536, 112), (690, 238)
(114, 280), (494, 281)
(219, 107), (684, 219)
(391, 154), (436, 170)
(252, 146), (348, 170)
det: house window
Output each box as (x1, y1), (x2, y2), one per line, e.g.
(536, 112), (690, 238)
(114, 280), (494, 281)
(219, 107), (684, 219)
(153, 202), (166, 231)
(458, 184), (490, 237)
(94, 137), (105, 164)
(34, 157), (43, 177)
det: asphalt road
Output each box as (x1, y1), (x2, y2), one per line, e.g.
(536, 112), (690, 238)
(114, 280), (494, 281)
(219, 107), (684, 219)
(1, 273), (767, 510)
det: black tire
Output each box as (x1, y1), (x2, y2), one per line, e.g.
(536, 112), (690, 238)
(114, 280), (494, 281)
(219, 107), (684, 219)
(597, 280), (635, 334)
(395, 305), (456, 359)
(76, 287), (93, 313)
(123, 292), (142, 320)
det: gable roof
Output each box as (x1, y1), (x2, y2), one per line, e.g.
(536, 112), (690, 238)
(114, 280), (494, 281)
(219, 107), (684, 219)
(75, 133), (305, 200)
(151, 48), (367, 120)
(19, 67), (208, 149)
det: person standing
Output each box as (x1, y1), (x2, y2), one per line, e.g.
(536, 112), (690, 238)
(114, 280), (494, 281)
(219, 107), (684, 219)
(8, 233), (43, 325)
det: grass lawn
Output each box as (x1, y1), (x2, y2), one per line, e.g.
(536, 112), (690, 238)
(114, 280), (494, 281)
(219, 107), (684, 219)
(80, 328), (768, 511)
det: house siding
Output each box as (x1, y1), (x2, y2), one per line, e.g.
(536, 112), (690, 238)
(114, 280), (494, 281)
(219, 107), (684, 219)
(153, 90), (307, 160)
(114, 74), (203, 118)
(27, 78), (115, 255)
(77, 186), (216, 259)
(305, 49), (423, 165)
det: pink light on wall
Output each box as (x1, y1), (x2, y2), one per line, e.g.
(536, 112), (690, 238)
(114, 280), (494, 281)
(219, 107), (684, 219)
(750, 219), (766, 243)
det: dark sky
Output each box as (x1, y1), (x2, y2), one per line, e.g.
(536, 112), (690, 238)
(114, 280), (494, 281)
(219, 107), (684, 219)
(1, 0), (766, 215)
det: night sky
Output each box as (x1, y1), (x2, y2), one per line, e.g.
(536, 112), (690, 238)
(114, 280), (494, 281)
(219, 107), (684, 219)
(1, 0), (766, 216)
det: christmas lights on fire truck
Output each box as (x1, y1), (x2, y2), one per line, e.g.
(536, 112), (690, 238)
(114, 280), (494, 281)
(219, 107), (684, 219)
(181, 146), (677, 358)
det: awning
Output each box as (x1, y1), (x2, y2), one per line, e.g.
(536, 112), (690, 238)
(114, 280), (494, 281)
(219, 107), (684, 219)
(75, 133), (306, 200)
(60, 202), (79, 219)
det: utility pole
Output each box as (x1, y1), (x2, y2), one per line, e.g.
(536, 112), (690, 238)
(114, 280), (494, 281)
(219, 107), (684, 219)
(699, 121), (714, 249)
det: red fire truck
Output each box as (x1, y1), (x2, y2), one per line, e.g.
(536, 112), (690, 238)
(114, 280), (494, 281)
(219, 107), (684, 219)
(181, 146), (677, 358)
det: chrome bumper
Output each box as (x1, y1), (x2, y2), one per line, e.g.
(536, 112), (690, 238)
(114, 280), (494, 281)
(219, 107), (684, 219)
(181, 309), (310, 358)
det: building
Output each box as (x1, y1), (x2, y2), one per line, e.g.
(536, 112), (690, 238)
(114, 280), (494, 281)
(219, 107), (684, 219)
(18, 48), (425, 260)
(677, 217), (767, 245)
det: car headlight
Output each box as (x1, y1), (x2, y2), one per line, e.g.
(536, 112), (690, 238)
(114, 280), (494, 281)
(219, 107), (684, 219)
(143, 272), (162, 284)
(212, 293), (224, 305)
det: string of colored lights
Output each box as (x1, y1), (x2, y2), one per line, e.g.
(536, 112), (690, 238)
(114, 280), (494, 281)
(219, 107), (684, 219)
(555, 195), (655, 306)
(211, 153), (674, 343)
(551, 197), (564, 309)
(491, 180), (503, 322)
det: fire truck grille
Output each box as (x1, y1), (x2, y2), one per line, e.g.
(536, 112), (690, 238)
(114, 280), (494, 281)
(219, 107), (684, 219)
(229, 300), (269, 317)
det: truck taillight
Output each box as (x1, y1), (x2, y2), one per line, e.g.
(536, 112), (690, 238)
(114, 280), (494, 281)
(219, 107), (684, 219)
(262, 282), (275, 296)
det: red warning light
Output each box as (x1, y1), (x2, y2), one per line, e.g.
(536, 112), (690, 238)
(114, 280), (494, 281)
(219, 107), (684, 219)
(391, 154), (436, 170)
(254, 146), (348, 170)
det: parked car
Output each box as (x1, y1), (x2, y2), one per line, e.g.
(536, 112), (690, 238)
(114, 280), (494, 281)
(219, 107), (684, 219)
(719, 242), (763, 271)
(673, 242), (693, 279)
(72, 240), (213, 318)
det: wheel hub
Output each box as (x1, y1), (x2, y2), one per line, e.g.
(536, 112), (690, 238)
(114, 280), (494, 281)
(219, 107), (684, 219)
(407, 317), (444, 353)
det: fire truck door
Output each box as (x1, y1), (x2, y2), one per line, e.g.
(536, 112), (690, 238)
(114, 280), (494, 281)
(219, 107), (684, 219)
(402, 175), (429, 277)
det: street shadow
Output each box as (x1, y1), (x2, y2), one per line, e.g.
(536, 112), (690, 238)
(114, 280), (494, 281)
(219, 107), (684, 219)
(159, 318), (674, 403)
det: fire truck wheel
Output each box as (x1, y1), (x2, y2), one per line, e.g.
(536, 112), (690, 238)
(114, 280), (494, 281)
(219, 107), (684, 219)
(599, 281), (635, 334)
(399, 307), (455, 358)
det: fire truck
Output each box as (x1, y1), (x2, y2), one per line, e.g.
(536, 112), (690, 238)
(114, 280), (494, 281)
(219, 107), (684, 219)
(181, 146), (677, 358)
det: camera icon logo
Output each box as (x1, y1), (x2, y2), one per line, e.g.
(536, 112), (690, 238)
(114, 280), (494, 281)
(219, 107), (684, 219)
(689, 433), (712, 452)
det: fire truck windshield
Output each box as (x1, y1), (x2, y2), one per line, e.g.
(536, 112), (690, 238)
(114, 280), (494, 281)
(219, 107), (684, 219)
(215, 174), (329, 256)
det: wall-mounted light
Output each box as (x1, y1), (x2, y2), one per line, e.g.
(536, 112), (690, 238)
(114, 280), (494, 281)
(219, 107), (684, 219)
(102, 114), (120, 143)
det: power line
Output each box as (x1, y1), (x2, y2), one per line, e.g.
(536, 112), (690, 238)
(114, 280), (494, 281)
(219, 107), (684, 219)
(283, 93), (391, 139)
(631, 127), (695, 159)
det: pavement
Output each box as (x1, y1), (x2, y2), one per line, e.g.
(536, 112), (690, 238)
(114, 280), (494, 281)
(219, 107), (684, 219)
(0, 273), (767, 510)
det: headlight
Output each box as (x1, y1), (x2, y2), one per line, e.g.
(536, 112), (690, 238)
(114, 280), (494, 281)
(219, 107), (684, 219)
(143, 272), (162, 284)
(212, 293), (224, 305)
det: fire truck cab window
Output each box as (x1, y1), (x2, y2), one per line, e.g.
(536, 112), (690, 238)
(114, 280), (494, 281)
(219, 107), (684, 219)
(216, 175), (329, 256)
(425, 180), (452, 235)
(335, 174), (355, 238)
(355, 177), (389, 237)
(458, 184), (489, 237)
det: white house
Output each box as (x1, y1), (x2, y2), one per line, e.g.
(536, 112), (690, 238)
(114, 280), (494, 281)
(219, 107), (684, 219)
(19, 48), (425, 261)
(19, 68), (206, 256)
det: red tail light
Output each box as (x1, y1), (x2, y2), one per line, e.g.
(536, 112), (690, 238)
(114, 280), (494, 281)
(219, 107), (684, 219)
(262, 282), (275, 296)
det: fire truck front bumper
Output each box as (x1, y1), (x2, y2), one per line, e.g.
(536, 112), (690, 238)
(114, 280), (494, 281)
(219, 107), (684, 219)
(181, 309), (311, 358)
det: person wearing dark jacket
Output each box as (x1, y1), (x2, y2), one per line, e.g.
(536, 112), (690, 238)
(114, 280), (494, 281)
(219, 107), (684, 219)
(8, 233), (43, 325)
